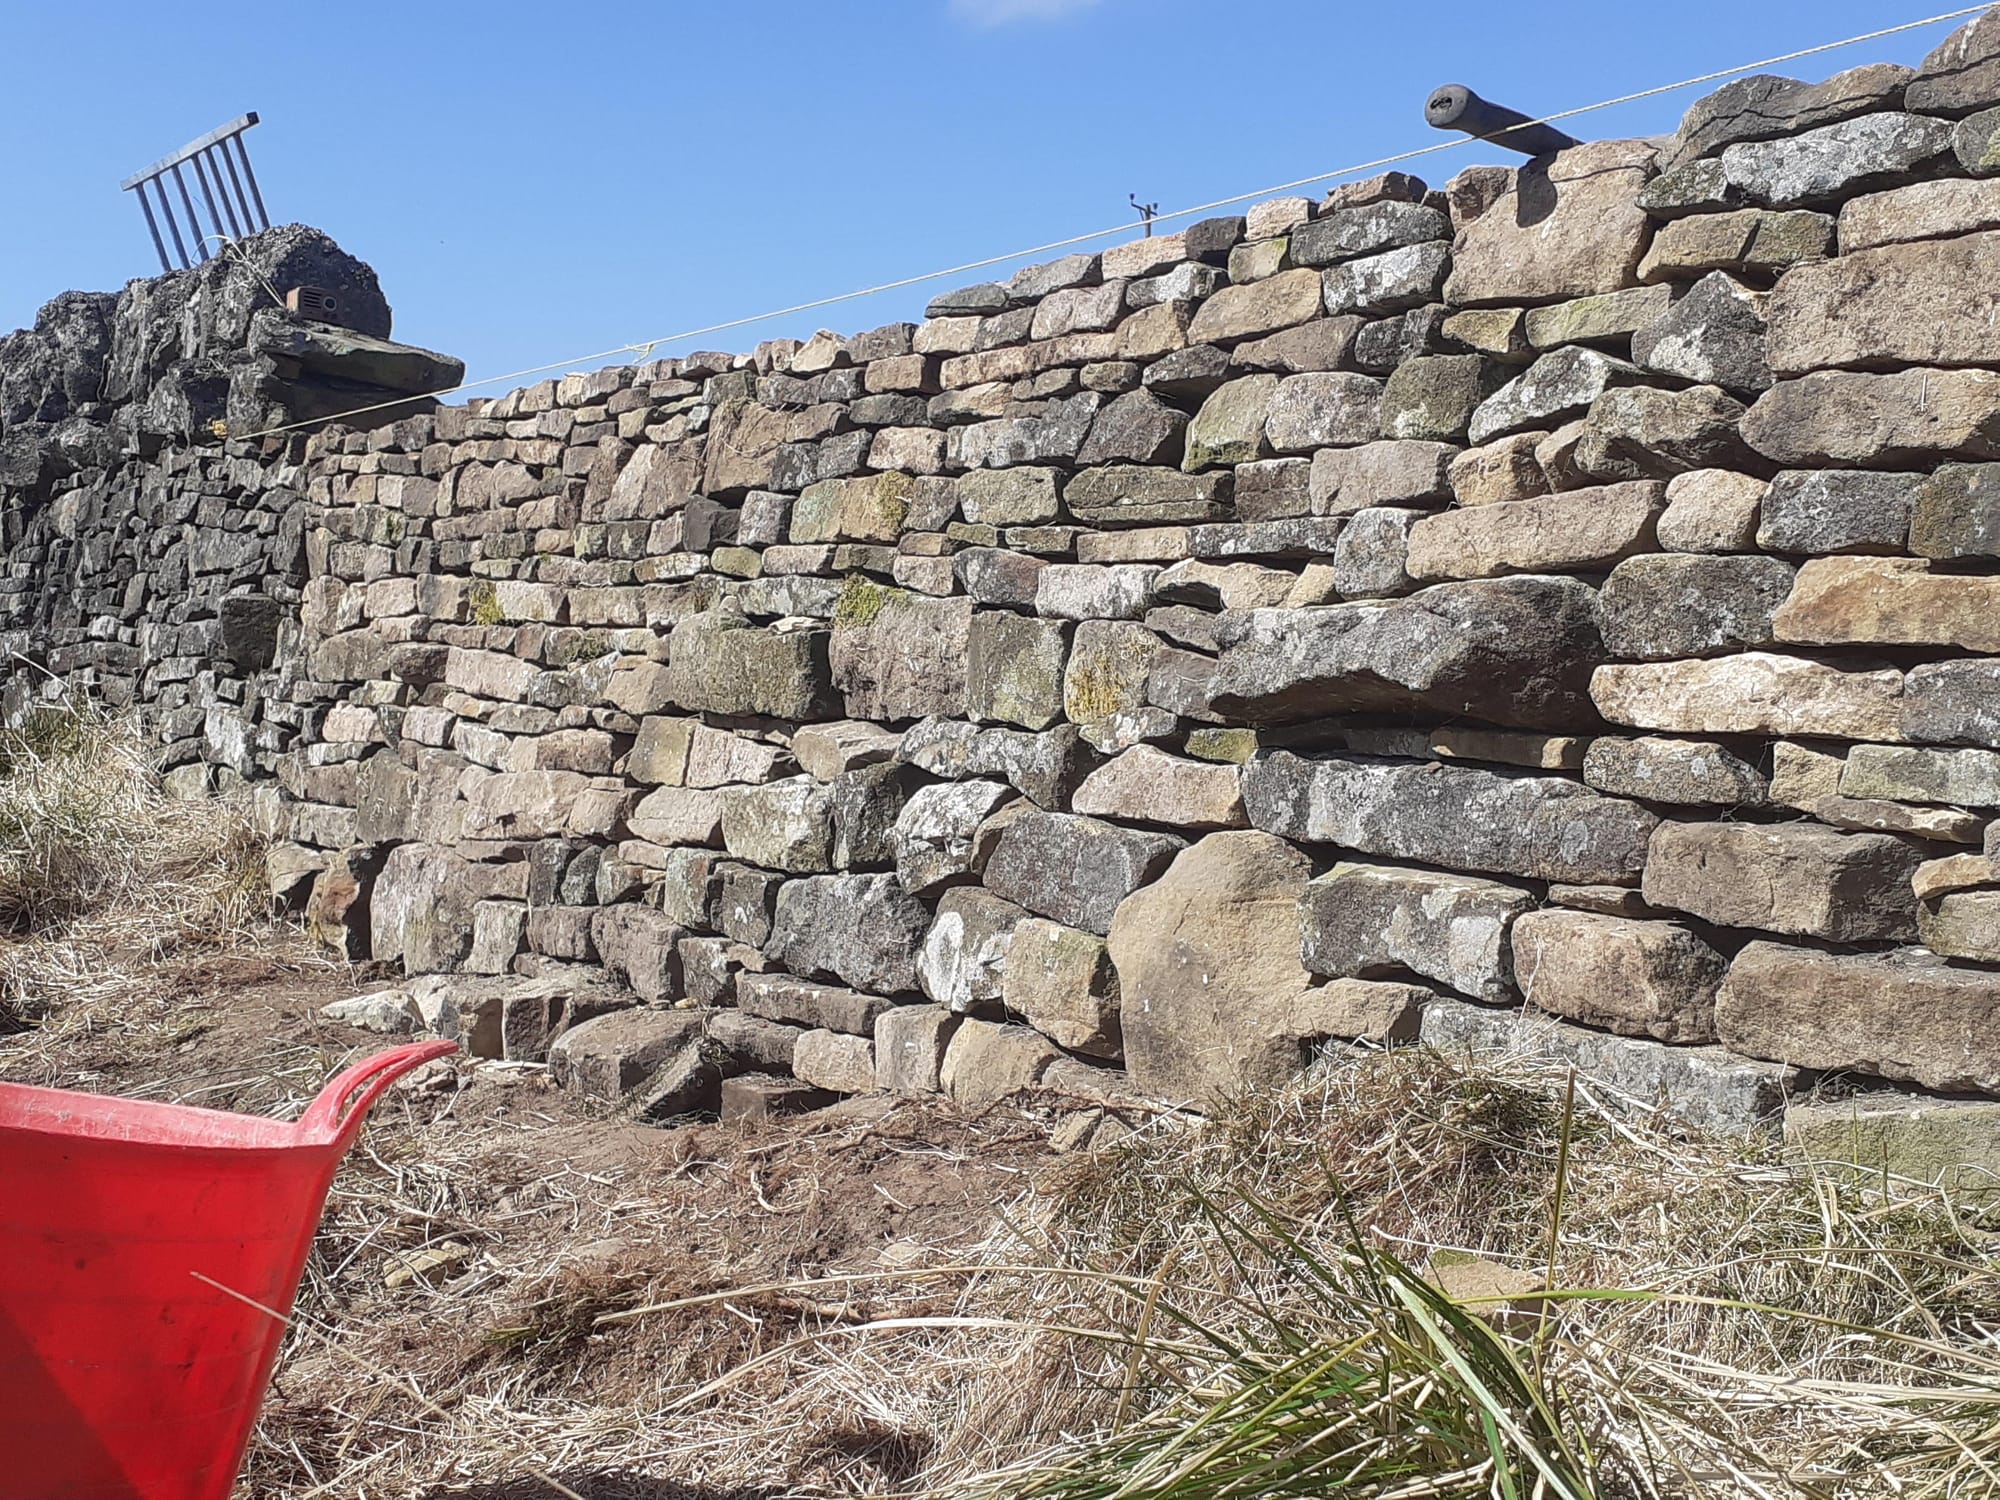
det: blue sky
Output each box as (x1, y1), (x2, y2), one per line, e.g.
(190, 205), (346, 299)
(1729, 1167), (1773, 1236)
(0, 2), (1975, 391)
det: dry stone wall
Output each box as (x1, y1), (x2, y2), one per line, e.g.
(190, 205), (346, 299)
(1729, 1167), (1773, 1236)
(29, 13), (2000, 1137)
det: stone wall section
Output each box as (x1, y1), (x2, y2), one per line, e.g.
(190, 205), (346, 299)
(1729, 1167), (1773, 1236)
(34, 14), (2000, 1129)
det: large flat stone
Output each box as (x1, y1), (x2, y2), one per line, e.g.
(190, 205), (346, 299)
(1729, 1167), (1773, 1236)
(1772, 556), (2000, 654)
(1445, 140), (1659, 306)
(1209, 576), (1607, 731)
(1743, 369), (2000, 467)
(1300, 861), (1534, 1002)
(1405, 482), (1663, 581)
(1591, 653), (1906, 741)
(1768, 230), (2000, 376)
(1243, 752), (1657, 884)
(1717, 943), (2000, 1094)
(1718, 112), (1954, 208)
(1787, 1093), (2000, 1203)
(1582, 736), (1769, 808)
(1511, 909), (1725, 1043)
(1642, 820), (1922, 941)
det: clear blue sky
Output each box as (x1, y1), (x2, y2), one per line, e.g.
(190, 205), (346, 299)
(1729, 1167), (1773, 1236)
(0, 1), (1972, 392)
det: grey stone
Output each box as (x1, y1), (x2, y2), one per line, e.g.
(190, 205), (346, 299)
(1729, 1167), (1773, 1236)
(982, 808), (1184, 935)
(1379, 356), (1502, 444)
(1598, 553), (1796, 659)
(1064, 465), (1232, 528)
(1719, 112), (1955, 208)
(1630, 273), (1772, 393)
(892, 779), (1015, 896)
(1571, 384), (1760, 481)
(898, 717), (1096, 807)
(875, 1004), (960, 1092)
(1209, 576), (1607, 731)
(767, 872), (929, 995)
(1331, 506), (1422, 598)
(1405, 481), (1663, 581)
(1321, 242), (1453, 316)
(1904, 658), (2000, 748)
(1244, 752), (1658, 884)
(1184, 375), (1278, 469)
(1908, 9), (2000, 118)
(1657, 469), (1766, 552)
(1264, 372), (1384, 453)
(1076, 390), (1188, 467)
(1468, 346), (1645, 445)
(1310, 440), (1457, 513)
(1670, 66), (1914, 167)
(1300, 861), (1533, 1002)
(916, 886), (1027, 1011)
(829, 760), (917, 869)
(1756, 469), (1917, 554)
(1841, 744), (2000, 806)
(1582, 736), (1770, 807)
(588, 905), (684, 1003)
(720, 775), (835, 872)
(665, 611), (832, 720)
(1911, 462), (2000, 558)
(966, 611), (1069, 730)
(738, 972), (895, 1036)
(1351, 304), (1453, 372)
(1420, 996), (1792, 1135)
(955, 467), (1062, 527)
(1290, 201), (1452, 265)
(829, 583), (970, 721)
(549, 1010), (706, 1103)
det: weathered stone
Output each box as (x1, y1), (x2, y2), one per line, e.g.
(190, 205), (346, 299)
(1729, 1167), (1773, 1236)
(1744, 368), (2000, 467)
(1757, 470), (1915, 555)
(665, 611), (832, 720)
(549, 1010), (705, 1103)
(1153, 559), (1294, 611)
(1919, 888), (2000, 961)
(1657, 468), (1764, 552)
(1572, 385), (1759, 481)
(1468, 346), (1645, 445)
(1071, 745), (1246, 830)
(1183, 375), (1278, 470)
(1841, 744), (2000, 806)
(1644, 820), (1921, 940)
(588, 905), (684, 1004)
(738, 972), (892, 1036)
(1598, 553), (1795, 659)
(1524, 285), (1676, 350)
(1448, 433), (1549, 506)
(1787, 1092), (2000, 1203)
(1769, 230), (2000, 378)
(792, 720), (902, 782)
(1331, 506), (1421, 598)
(1670, 65), (1914, 167)
(1291, 201), (1451, 265)
(1227, 317), (1364, 375)
(1001, 917), (1122, 1058)
(791, 1030), (877, 1094)
(1184, 268), (1325, 344)
(370, 843), (502, 974)
(1035, 563), (1160, 622)
(1912, 462), (2000, 558)
(1264, 372), (1384, 453)
(829, 582), (970, 721)
(1310, 440), (1457, 512)
(1719, 112), (1954, 208)
(1211, 576), (1606, 730)
(1321, 242), (1453, 315)
(1905, 659), (2000, 747)
(1076, 390), (1188, 468)
(965, 611), (1068, 730)
(1629, 273), (1771, 393)
(898, 718), (1095, 808)
(1908, 9), (2000, 118)
(916, 886), (1027, 1011)
(1353, 304), (1453, 372)
(982, 809), (1184, 935)
(874, 1004), (960, 1092)
(1425, 727), (1588, 771)
(1244, 752), (1657, 884)
(1405, 481), (1663, 580)
(1773, 556), (2000, 654)
(956, 466), (1061, 527)
(891, 780), (1013, 897)
(1769, 741), (1987, 842)
(1420, 996), (1792, 1135)
(1300, 862), (1533, 1002)
(1061, 618), (1161, 726)
(1582, 736), (1769, 807)
(1956, 104), (2000, 173)
(1108, 831), (1320, 1102)
(766, 872), (929, 995)
(1445, 140), (1658, 306)
(1840, 178), (2000, 254)
(1065, 465), (1232, 527)
(1637, 208), (1834, 286)
(1512, 909), (1725, 1043)
(1592, 653), (1904, 741)
(720, 775), (835, 872)
(939, 1019), (1059, 1108)
(1378, 355), (1501, 444)
(790, 473), (912, 545)
(1718, 943), (2000, 1094)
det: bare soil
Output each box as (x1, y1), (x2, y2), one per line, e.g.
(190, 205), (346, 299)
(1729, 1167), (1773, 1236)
(0, 943), (1063, 1499)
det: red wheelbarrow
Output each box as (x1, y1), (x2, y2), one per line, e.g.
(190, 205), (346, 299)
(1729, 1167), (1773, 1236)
(0, 1040), (456, 1499)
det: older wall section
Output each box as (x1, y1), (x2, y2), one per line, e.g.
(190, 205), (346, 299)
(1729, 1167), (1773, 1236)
(25, 13), (2000, 1129)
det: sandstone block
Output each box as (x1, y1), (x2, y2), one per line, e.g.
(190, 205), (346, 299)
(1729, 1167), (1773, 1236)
(588, 905), (685, 1004)
(1911, 462), (2000, 558)
(1918, 888), (2000, 961)
(1643, 820), (1921, 940)
(956, 466), (1061, 526)
(1769, 230), (2000, 377)
(793, 1030), (877, 1094)
(1000, 917), (1122, 1058)
(1658, 468), (1765, 552)
(875, 1004), (960, 1092)
(1445, 140), (1659, 305)
(1331, 506), (1422, 597)
(939, 1020), (1059, 1108)
(1512, 909), (1725, 1043)
(1377, 355), (1501, 444)
(898, 718), (1095, 808)
(1719, 112), (1954, 208)
(1071, 745), (1247, 829)
(1570, 385), (1760, 480)
(1524, 285), (1676, 349)
(1743, 368), (2000, 467)
(1076, 390), (1188, 468)
(1840, 178), (2000, 253)
(793, 719), (903, 781)
(1291, 201), (1451, 265)
(1592, 653), (1905, 740)
(1243, 752), (1657, 884)
(1768, 741), (1987, 842)
(738, 972), (893, 1035)
(1448, 433), (1549, 506)
(665, 611), (832, 720)
(1184, 375), (1278, 470)
(1210, 576), (1606, 730)
(1185, 268), (1325, 344)
(549, 1010), (705, 1103)
(916, 886), (1027, 1011)
(1108, 831), (1319, 1101)
(1636, 208), (1833, 283)
(829, 583), (971, 720)
(1718, 943), (2000, 1094)
(1321, 242), (1452, 315)
(1065, 465), (1232, 528)
(1310, 440), (1457, 512)
(982, 809), (1184, 935)
(1264, 372), (1384, 453)
(1772, 556), (2000, 653)
(1841, 744), (2000, 806)
(1299, 861), (1534, 1002)
(720, 775), (835, 872)
(1405, 481), (1663, 581)
(1787, 1092), (2000, 1203)
(1598, 553), (1794, 659)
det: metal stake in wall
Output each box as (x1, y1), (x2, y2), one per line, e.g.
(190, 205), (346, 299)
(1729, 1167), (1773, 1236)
(121, 114), (271, 274)
(1129, 193), (1160, 238)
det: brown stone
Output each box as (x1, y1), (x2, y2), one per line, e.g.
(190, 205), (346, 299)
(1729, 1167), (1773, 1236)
(1743, 369), (2000, 467)
(1592, 654), (1905, 741)
(1772, 556), (2000, 653)
(1405, 481), (1663, 580)
(1445, 140), (1660, 306)
(1767, 231), (2000, 375)
(1642, 820), (1922, 941)
(1511, 909), (1724, 1043)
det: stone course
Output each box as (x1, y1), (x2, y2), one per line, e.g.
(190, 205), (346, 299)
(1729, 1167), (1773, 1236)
(10, 16), (2000, 1140)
